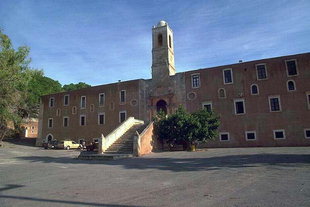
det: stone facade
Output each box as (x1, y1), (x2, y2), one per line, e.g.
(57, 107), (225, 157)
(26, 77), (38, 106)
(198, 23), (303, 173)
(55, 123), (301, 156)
(36, 21), (310, 148)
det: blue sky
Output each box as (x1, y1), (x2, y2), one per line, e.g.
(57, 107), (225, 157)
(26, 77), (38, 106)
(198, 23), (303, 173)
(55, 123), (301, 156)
(1, 0), (310, 86)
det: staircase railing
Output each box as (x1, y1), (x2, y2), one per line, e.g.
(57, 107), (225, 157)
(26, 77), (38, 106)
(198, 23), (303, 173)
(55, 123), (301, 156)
(99, 117), (144, 153)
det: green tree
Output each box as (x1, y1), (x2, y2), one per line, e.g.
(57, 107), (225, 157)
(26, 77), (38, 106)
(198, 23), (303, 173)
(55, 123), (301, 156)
(0, 30), (34, 141)
(26, 72), (63, 117)
(154, 105), (220, 151)
(63, 82), (90, 91)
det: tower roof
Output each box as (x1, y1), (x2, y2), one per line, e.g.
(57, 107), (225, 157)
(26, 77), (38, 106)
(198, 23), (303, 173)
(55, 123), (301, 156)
(157, 20), (167, 27)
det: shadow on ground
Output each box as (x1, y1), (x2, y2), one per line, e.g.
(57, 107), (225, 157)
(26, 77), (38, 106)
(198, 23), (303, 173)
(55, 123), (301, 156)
(3, 138), (36, 147)
(16, 153), (310, 172)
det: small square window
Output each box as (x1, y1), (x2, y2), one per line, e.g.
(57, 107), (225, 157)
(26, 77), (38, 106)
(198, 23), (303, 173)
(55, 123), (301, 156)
(219, 132), (230, 141)
(245, 131), (256, 141)
(304, 129), (310, 139)
(202, 101), (212, 112)
(64, 95), (69, 106)
(234, 99), (245, 115)
(273, 130), (285, 139)
(256, 64), (267, 80)
(285, 59), (298, 76)
(119, 111), (127, 123)
(223, 69), (233, 84)
(191, 74), (200, 88)
(269, 96), (281, 112)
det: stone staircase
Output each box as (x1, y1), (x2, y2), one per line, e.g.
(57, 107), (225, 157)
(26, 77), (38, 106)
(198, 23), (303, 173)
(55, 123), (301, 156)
(104, 124), (144, 154)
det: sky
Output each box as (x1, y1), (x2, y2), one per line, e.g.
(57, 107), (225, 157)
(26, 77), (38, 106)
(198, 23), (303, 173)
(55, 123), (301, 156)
(0, 0), (310, 86)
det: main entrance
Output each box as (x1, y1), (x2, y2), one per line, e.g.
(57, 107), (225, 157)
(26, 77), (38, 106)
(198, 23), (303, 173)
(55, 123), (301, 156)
(156, 100), (167, 114)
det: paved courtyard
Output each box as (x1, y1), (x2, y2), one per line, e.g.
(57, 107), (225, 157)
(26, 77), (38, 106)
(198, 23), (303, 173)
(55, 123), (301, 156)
(0, 142), (309, 207)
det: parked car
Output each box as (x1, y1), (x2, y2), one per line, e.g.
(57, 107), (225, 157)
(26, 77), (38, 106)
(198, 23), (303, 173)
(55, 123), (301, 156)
(56, 140), (82, 150)
(43, 140), (58, 149)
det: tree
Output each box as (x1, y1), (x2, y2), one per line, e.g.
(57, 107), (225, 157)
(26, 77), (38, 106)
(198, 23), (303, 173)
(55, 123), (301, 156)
(26, 72), (63, 117)
(0, 30), (34, 142)
(154, 105), (220, 151)
(63, 82), (91, 92)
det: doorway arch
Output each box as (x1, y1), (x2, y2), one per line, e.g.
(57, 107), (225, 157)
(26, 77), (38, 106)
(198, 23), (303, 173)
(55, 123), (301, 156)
(46, 134), (53, 142)
(156, 99), (167, 114)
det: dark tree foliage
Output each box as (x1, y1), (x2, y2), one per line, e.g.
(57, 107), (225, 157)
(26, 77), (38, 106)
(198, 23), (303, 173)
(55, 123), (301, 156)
(63, 82), (91, 92)
(154, 105), (220, 151)
(26, 73), (63, 117)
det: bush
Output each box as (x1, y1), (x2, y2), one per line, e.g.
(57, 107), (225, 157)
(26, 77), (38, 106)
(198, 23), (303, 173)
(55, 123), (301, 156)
(154, 105), (220, 151)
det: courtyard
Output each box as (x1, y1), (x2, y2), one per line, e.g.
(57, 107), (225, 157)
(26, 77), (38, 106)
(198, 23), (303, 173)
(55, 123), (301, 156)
(0, 143), (309, 207)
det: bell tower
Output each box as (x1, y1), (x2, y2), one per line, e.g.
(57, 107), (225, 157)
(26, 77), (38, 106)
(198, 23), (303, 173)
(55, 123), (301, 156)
(151, 20), (176, 83)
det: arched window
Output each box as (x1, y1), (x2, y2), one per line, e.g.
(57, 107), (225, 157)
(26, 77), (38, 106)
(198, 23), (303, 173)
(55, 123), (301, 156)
(251, 84), (259, 95)
(287, 80), (296, 91)
(218, 88), (226, 98)
(158, 34), (163, 47)
(169, 35), (172, 48)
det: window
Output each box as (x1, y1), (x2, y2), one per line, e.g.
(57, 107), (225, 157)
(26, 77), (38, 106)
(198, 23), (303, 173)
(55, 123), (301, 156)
(158, 34), (163, 47)
(119, 111), (127, 123)
(64, 95), (69, 106)
(218, 88), (226, 98)
(98, 113), (105, 125)
(202, 101), (212, 112)
(48, 118), (53, 128)
(56, 108), (61, 116)
(169, 35), (172, 48)
(63, 117), (69, 127)
(219, 132), (230, 141)
(191, 74), (200, 88)
(99, 93), (105, 106)
(90, 104), (94, 112)
(72, 106), (77, 114)
(307, 92), (310, 110)
(256, 64), (267, 80)
(80, 115), (86, 126)
(49, 97), (55, 107)
(251, 84), (259, 95)
(304, 129), (310, 139)
(223, 68), (233, 84)
(120, 90), (126, 103)
(234, 99), (245, 115)
(31, 126), (35, 129)
(285, 59), (298, 76)
(245, 131), (256, 141)
(273, 129), (285, 139)
(287, 80), (296, 91)
(80, 96), (86, 109)
(269, 96), (281, 112)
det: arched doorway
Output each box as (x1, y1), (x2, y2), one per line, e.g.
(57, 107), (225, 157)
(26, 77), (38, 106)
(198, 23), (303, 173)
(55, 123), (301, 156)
(46, 134), (53, 142)
(156, 100), (167, 114)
